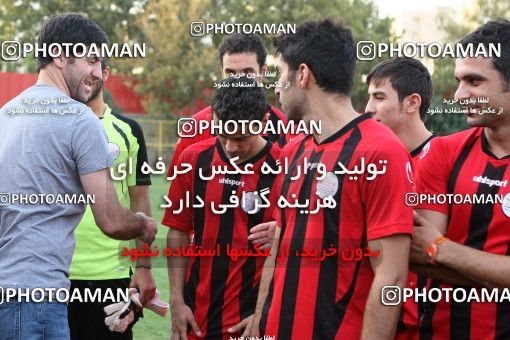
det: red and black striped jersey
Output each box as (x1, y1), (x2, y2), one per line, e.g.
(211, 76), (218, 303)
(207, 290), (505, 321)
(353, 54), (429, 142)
(167, 105), (288, 179)
(416, 127), (510, 340)
(260, 114), (414, 339)
(162, 138), (281, 339)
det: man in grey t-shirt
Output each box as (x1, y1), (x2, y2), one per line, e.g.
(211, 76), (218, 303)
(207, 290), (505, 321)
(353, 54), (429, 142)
(0, 13), (156, 340)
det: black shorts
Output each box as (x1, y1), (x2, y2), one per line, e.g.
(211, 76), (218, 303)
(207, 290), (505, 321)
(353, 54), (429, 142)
(68, 278), (140, 340)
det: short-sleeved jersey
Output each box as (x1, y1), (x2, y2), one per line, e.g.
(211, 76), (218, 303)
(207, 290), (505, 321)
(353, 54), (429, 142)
(70, 105), (151, 280)
(416, 128), (510, 339)
(260, 114), (414, 339)
(162, 138), (281, 339)
(168, 105), (288, 178)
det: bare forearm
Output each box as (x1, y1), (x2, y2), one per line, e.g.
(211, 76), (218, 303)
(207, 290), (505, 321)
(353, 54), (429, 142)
(104, 207), (145, 240)
(436, 239), (510, 287)
(362, 235), (410, 340)
(252, 255), (275, 329)
(361, 278), (401, 340)
(251, 228), (280, 335)
(129, 185), (152, 216)
(167, 229), (190, 303)
(130, 186), (153, 265)
(411, 262), (479, 286)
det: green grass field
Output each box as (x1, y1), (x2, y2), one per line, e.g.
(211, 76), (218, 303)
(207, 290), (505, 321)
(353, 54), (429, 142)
(133, 174), (173, 339)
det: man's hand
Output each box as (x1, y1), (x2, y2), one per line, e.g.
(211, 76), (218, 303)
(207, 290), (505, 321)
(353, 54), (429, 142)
(228, 314), (254, 337)
(130, 269), (156, 306)
(248, 221), (276, 250)
(136, 212), (157, 245)
(411, 211), (443, 264)
(170, 301), (201, 340)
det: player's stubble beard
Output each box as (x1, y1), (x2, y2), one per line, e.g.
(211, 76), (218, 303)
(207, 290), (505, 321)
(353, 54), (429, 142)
(88, 78), (104, 102)
(282, 74), (309, 123)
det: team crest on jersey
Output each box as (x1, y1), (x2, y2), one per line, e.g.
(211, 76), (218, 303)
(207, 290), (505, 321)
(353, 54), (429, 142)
(241, 191), (263, 215)
(108, 142), (120, 160)
(316, 172), (339, 198)
(406, 162), (414, 184)
(502, 193), (510, 218)
(419, 141), (431, 159)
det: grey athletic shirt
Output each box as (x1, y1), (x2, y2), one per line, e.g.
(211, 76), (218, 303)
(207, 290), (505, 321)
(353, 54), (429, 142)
(0, 84), (113, 289)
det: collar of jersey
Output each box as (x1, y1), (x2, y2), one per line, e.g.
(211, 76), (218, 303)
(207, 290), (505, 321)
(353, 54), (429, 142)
(100, 104), (112, 120)
(481, 129), (510, 160)
(312, 113), (371, 146)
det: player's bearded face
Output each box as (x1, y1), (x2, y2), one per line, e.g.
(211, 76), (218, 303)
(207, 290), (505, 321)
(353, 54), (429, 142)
(454, 57), (510, 128)
(88, 77), (104, 102)
(62, 55), (102, 103)
(276, 58), (308, 122)
(221, 52), (262, 83)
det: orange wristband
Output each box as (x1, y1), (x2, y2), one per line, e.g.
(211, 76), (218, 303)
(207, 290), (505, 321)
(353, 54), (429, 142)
(426, 236), (447, 264)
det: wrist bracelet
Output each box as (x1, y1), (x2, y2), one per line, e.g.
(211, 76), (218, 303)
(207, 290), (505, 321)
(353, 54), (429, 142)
(426, 236), (448, 264)
(136, 264), (152, 270)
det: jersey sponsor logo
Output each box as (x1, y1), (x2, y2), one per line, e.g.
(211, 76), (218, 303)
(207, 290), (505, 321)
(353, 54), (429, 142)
(316, 172), (339, 198)
(419, 141), (431, 159)
(218, 178), (245, 187)
(108, 142), (120, 160)
(472, 175), (508, 188)
(502, 193), (510, 218)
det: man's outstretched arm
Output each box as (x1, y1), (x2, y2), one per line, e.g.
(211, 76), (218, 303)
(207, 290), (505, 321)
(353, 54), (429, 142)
(80, 169), (156, 244)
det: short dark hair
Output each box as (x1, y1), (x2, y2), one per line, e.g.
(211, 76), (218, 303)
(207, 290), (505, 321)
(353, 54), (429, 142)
(218, 34), (267, 69)
(366, 57), (433, 119)
(273, 18), (356, 96)
(36, 13), (109, 71)
(459, 19), (510, 90)
(211, 76), (268, 122)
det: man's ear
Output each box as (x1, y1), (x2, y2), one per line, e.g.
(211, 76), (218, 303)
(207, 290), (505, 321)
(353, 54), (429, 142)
(261, 64), (268, 76)
(103, 67), (111, 82)
(262, 112), (270, 124)
(258, 112), (270, 132)
(404, 93), (422, 115)
(298, 63), (315, 89)
(52, 49), (66, 69)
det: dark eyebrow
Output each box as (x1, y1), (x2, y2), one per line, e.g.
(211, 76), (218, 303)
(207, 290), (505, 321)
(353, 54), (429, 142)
(370, 90), (386, 97)
(456, 73), (487, 82)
